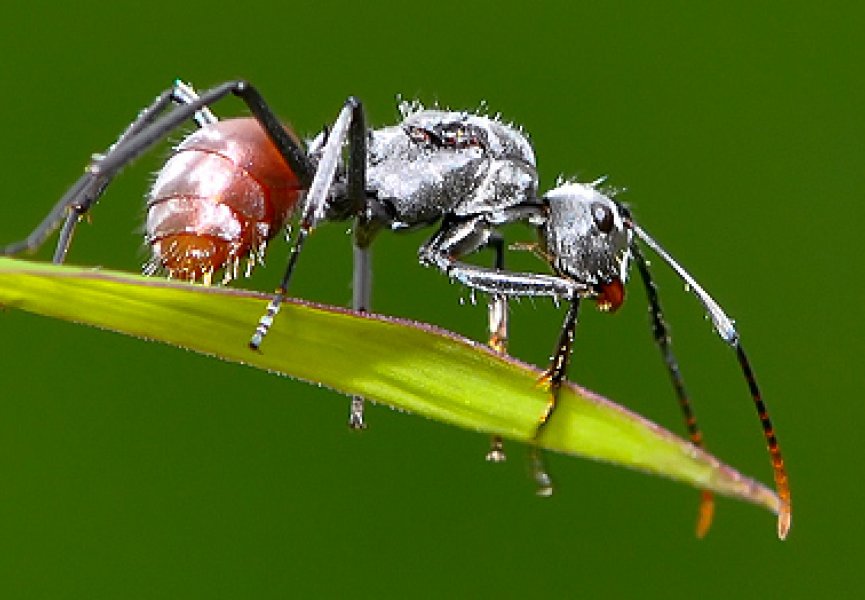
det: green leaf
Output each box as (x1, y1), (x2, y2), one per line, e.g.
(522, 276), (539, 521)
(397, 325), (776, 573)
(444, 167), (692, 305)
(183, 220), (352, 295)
(0, 257), (781, 531)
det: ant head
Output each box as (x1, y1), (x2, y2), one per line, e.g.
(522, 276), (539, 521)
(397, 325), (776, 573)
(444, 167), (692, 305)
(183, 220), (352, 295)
(541, 181), (632, 311)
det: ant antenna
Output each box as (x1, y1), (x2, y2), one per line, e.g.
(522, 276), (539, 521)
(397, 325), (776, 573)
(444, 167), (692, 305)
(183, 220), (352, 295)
(628, 221), (737, 344)
(625, 217), (791, 539)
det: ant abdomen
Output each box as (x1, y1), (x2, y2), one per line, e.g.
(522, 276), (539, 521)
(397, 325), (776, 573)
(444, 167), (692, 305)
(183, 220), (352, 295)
(145, 117), (305, 282)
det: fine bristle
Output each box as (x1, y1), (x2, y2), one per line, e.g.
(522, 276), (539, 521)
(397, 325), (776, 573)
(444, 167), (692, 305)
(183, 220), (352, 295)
(150, 233), (241, 283)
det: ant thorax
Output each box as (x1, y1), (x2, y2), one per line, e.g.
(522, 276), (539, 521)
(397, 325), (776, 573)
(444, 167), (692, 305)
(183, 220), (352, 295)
(363, 107), (538, 229)
(541, 181), (632, 294)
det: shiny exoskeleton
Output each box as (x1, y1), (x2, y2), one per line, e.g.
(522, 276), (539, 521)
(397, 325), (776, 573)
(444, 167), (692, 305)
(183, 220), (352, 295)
(0, 80), (543, 432)
(146, 117), (306, 282)
(1, 79), (789, 538)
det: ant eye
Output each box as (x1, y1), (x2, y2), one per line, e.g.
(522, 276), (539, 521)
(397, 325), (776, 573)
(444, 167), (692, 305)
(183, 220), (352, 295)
(591, 202), (615, 234)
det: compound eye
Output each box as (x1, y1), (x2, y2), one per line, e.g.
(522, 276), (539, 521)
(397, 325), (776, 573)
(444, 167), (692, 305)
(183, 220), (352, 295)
(591, 202), (615, 234)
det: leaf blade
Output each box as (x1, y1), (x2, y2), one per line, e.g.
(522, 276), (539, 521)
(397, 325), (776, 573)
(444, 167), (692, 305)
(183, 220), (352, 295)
(0, 257), (781, 521)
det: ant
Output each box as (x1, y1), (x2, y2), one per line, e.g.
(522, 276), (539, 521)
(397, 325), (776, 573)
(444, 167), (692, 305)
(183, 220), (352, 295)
(1, 79), (789, 538)
(1, 80), (536, 433)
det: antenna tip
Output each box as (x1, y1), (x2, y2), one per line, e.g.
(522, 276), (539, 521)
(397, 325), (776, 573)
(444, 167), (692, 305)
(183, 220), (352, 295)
(695, 490), (715, 539)
(777, 503), (792, 540)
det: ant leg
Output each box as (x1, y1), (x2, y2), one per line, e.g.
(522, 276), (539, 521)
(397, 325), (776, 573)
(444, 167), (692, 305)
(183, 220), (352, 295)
(3, 81), (217, 262)
(88, 80), (313, 190)
(347, 104), (370, 430)
(249, 97), (366, 350)
(419, 217), (592, 301)
(531, 298), (581, 496)
(348, 242), (372, 429)
(632, 244), (715, 537)
(4, 79), (307, 264)
(90, 80), (313, 188)
(485, 233), (508, 462)
(538, 300), (580, 399)
(169, 81), (219, 128)
(421, 220), (593, 494)
(53, 80), (314, 255)
(348, 219), (385, 428)
(54, 82), (218, 264)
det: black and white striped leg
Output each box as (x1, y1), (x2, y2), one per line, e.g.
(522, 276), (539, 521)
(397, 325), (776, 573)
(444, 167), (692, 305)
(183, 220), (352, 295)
(348, 243), (372, 429)
(249, 97), (366, 351)
(420, 216), (591, 302)
(346, 104), (371, 428)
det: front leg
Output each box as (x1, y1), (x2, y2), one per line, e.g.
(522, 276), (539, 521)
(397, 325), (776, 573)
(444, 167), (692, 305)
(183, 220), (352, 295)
(347, 105), (371, 430)
(420, 218), (592, 495)
(419, 216), (594, 302)
(485, 233), (508, 463)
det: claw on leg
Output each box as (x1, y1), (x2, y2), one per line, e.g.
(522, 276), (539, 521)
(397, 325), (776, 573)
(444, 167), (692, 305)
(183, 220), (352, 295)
(486, 435), (506, 462)
(535, 369), (553, 390)
(348, 395), (367, 430)
(531, 449), (554, 497)
(486, 290), (509, 462)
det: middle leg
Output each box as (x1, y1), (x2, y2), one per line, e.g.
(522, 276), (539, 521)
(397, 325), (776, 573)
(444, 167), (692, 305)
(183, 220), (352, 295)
(485, 233), (508, 462)
(249, 97), (367, 351)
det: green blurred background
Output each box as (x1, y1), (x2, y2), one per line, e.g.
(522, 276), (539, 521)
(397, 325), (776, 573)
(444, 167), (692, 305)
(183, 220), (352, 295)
(0, 1), (860, 597)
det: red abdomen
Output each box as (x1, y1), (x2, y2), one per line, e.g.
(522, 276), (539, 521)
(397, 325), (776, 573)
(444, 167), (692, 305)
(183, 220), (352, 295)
(146, 118), (305, 281)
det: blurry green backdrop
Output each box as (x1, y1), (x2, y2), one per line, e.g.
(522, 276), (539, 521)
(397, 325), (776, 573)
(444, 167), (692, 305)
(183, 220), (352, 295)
(0, 1), (860, 597)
